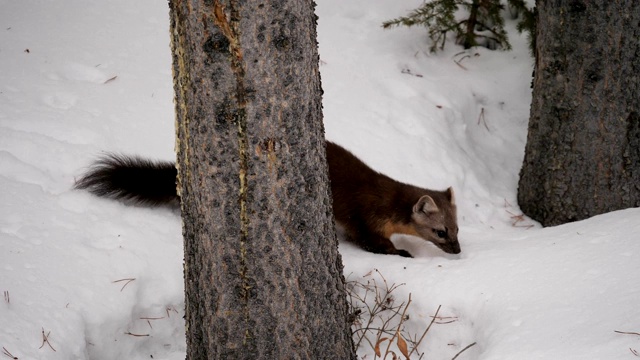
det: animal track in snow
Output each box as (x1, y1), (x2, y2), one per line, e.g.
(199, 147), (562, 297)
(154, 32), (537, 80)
(61, 62), (113, 84)
(42, 92), (78, 110)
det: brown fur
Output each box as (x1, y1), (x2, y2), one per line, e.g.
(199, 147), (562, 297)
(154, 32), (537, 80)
(327, 142), (460, 257)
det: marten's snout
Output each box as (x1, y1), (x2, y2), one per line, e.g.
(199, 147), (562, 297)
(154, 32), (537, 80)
(442, 241), (461, 254)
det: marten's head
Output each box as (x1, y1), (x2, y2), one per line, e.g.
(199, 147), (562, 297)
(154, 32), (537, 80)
(410, 187), (460, 254)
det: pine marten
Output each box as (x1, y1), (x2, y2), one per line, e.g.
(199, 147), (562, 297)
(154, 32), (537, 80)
(75, 141), (460, 257)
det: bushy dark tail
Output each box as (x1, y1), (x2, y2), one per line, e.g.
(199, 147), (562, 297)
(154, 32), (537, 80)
(75, 154), (179, 207)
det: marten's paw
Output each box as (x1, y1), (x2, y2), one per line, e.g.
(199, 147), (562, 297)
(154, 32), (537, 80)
(397, 249), (412, 258)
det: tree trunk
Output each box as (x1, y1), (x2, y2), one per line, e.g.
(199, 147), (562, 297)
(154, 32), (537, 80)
(462, 0), (479, 49)
(168, 1), (356, 359)
(518, 0), (640, 226)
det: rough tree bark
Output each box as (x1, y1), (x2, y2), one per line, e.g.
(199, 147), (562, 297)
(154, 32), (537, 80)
(518, 0), (640, 226)
(168, 1), (356, 359)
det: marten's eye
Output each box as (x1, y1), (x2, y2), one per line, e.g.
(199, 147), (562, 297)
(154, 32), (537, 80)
(434, 229), (446, 238)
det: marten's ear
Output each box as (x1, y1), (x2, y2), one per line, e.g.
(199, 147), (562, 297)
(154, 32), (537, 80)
(413, 195), (439, 214)
(446, 187), (455, 205)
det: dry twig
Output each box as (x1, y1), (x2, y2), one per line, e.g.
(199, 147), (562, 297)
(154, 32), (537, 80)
(166, 306), (179, 318)
(141, 316), (165, 329)
(506, 210), (534, 229)
(112, 278), (136, 291)
(125, 331), (150, 337)
(431, 313), (458, 324)
(477, 108), (489, 131)
(39, 328), (56, 352)
(452, 51), (470, 70)
(383, 294), (412, 359)
(615, 330), (640, 336)
(401, 68), (424, 78)
(103, 75), (117, 84)
(348, 270), (406, 351)
(408, 305), (442, 358)
(451, 342), (477, 360)
(348, 270), (453, 359)
(2, 347), (18, 359)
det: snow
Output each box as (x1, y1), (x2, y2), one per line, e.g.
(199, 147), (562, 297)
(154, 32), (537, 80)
(1, 0), (639, 359)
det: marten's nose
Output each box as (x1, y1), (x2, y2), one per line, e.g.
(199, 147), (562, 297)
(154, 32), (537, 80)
(448, 241), (461, 254)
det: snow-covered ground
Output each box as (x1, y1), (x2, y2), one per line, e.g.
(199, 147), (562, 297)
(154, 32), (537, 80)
(1, 1), (639, 359)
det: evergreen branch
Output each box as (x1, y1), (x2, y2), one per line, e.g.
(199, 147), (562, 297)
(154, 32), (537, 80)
(382, 8), (440, 29)
(382, 0), (529, 53)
